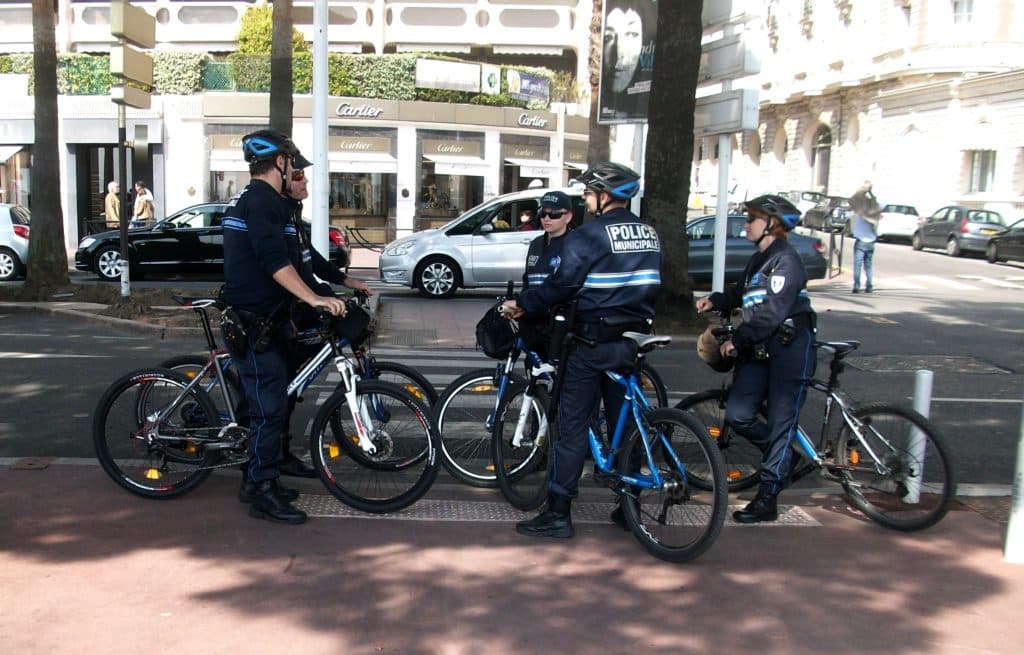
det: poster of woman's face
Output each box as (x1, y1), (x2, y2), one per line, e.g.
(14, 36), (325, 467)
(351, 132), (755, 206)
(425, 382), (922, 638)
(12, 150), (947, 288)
(598, 0), (658, 125)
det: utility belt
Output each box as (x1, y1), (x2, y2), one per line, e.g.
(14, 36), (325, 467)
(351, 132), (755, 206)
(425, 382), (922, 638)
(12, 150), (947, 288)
(221, 305), (291, 357)
(747, 312), (816, 361)
(576, 314), (653, 343)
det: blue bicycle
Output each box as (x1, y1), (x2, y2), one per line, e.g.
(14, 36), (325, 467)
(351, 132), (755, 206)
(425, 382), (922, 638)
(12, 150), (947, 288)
(492, 327), (728, 563)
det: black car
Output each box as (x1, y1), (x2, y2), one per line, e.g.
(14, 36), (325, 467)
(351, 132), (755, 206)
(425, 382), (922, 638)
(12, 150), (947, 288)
(801, 196), (851, 233)
(685, 214), (827, 284)
(986, 218), (1024, 264)
(75, 202), (350, 281)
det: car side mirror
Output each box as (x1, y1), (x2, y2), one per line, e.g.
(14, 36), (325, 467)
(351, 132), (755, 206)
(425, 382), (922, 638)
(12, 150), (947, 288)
(479, 223), (493, 234)
(159, 222), (175, 231)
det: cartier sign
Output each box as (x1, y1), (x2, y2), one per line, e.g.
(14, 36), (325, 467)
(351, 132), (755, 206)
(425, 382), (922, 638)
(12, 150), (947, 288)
(329, 136), (392, 154)
(423, 139), (481, 157)
(517, 113), (548, 128)
(335, 102), (385, 118)
(503, 108), (554, 131)
(209, 135), (245, 150)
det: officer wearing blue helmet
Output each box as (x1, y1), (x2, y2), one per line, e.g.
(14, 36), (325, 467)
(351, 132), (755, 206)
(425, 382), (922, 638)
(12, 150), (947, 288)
(221, 128), (347, 525)
(696, 193), (817, 523)
(501, 162), (662, 538)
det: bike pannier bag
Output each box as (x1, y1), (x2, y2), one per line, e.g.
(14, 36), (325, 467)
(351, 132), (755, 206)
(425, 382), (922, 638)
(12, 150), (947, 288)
(475, 303), (517, 359)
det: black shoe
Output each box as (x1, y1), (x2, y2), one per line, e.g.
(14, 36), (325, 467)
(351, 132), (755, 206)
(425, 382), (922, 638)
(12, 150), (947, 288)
(865, 287), (874, 293)
(610, 504), (629, 531)
(279, 452), (317, 478)
(516, 509), (574, 538)
(852, 288), (860, 294)
(239, 477), (298, 504)
(733, 488), (779, 523)
(247, 479), (307, 524)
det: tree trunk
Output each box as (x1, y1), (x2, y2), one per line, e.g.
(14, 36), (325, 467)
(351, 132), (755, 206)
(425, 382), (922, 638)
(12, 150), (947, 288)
(586, 0), (609, 165)
(643, 1), (703, 328)
(269, 0), (294, 135)
(26, 0), (69, 291)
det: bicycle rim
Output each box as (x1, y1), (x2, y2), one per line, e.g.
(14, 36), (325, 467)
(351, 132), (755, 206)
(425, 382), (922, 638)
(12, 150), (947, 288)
(492, 385), (551, 511)
(312, 380), (440, 513)
(433, 370), (516, 488)
(676, 390), (762, 492)
(370, 360), (439, 406)
(639, 362), (669, 408)
(836, 403), (956, 531)
(94, 369), (219, 499)
(618, 408), (727, 563)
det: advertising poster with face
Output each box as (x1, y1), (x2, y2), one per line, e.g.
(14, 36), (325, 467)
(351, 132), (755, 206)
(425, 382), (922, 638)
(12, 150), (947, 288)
(598, 0), (658, 124)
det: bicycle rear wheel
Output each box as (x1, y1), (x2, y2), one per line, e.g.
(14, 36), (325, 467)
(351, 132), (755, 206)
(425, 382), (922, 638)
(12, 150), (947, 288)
(94, 368), (220, 499)
(676, 390), (762, 491)
(492, 385), (551, 511)
(369, 360), (438, 406)
(836, 403), (956, 531)
(311, 380), (440, 513)
(638, 362), (669, 408)
(159, 354), (240, 423)
(617, 408), (727, 563)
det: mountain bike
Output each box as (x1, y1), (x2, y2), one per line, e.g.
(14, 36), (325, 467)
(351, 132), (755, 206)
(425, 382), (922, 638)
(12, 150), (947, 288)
(433, 298), (667, 488)
(492, 321), (729, 563)
(677, 314), (957, 531)
(93, 300), (441, 514)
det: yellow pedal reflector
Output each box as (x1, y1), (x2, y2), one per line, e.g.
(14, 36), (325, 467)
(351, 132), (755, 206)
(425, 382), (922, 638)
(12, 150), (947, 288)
(470, 385), (496, 392)
(708, 426), (722, 438)
(485, 464), (495, 472)
(144, 468), (162, 480)
(849, 449), (860, 465)
(727, 469), (742, 480)
(328, 444), (341, 459)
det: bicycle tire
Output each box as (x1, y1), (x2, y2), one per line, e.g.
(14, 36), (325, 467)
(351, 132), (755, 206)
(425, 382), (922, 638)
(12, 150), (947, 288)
(835, 403), (956, 531)
(492, 384), (552, 511)
(158, 354), (241, 423)
(329, 359), (439, 439)
(675, 390), (763, 492)
(433, 369), (522, 488)
(311, 379), (440, 513)
(617, 408), (728, 563)
(638, 362), (669, 408)
(94, 368), (220, 499)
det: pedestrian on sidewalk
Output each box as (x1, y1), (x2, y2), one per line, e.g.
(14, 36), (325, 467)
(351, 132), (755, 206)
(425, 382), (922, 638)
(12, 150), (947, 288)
(104, 181), (120, 230)
(850, 181), (881, 294)
(132, 180), (155, 227)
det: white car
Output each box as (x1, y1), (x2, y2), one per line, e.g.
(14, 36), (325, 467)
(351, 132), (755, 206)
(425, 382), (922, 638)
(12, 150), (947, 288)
(379, 187), (585, 298)
(0, 203), (30, 281)
(875, 204), (920, 242)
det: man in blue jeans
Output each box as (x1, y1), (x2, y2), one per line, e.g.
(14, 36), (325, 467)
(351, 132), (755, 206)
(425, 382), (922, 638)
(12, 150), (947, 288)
(850, 181), (880, 294)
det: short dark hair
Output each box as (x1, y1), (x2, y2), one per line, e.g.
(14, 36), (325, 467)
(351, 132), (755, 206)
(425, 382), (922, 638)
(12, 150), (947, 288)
(249, 157), (281, 177)
(134, 180), (145, 188)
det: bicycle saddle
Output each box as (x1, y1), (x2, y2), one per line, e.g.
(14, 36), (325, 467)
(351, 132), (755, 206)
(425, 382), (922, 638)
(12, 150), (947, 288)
(814, 340), (861, 359)
(625, 332), (672, 352)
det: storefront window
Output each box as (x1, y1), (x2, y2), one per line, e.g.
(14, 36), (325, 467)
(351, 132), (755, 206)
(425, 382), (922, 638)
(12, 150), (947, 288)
(418, 130), (485, 227)
(212, 171), (247, 201)
(1, 148), (30, 209)
(329, 172), (395, 221)
(500, 135), (551, 194)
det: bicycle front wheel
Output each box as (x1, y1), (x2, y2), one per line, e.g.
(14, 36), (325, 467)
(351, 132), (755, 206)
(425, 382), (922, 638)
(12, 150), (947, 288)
(311, 380), (440, 513)
(369, 360), (438, 406)
(676, 390), (763, 492)
(836, 403), (956, 531)
(617, 408), (727, 563)
(492, 385), (551, 511)
(433, 369), (520, 488)
(94, 368), (220, 499)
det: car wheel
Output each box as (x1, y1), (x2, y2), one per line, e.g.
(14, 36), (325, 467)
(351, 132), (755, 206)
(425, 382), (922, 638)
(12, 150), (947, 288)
(987, 242), (1000, 264)
(945, 237), (961, 257)
(0, 247), (23, 281)
(911, 233), (923, 251)
(95, 245), (125, 282)
(415, 257), (460, 299)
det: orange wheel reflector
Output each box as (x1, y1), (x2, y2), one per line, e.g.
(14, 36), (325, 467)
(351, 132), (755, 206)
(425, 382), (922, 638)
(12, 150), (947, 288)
(184, 442), (197, 454)
(470, 385), (496, 392)
(404, 385), (425, 401)
(144, 468), (162, 480)
(708, 426), (722, 438)
(485, 464), (496, 472)
(184, 371), (197, 379)
(849, 449), (860, 465)
(328, 444), (341, 459)
(727, 469), (742, 480)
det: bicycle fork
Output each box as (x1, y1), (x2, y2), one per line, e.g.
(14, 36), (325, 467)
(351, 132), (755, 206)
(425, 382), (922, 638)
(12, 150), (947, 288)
(510, 363), (554, 448)
(336, 357), (378, 456)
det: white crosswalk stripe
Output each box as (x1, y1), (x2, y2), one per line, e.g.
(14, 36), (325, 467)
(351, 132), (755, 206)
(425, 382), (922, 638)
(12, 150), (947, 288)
(908, 274), (983, 290)
(958, 275), (1024, 289)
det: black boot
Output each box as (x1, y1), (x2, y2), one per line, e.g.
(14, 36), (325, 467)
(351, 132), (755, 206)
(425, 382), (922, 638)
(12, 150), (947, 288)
(733, 487), (779, 524)
(279, 446), (317, 478)
(247, 479), (307, 524)
(239, 477), (298, 504)
(516, 494), (574, 538)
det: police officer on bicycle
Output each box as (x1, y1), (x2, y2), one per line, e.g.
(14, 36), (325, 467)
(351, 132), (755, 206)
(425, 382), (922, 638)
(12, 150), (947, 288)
(221, 129), (346, 524)
(695, 194), (817, 523)
(501, 162), (662, 538)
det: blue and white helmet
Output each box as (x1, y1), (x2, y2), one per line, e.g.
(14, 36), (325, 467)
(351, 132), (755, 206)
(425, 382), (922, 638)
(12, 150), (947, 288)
(743, 194), (801, 230)
(575, 162), (641, 200)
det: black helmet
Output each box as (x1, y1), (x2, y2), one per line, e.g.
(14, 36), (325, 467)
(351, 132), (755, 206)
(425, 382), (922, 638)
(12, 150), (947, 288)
(241, 129), (312, 168)
(743, 194), (801, 230)
(575, 162), (641, 200)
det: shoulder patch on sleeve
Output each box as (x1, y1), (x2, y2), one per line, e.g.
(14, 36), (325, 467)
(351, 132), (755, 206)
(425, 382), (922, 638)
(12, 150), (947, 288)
(770, 275), (786, 294)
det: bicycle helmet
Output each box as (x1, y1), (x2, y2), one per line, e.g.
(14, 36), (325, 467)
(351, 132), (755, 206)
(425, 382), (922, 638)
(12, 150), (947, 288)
(575, 162), (641, 200)
(743, 194), (801, 231)
(241, 129), (312, 168)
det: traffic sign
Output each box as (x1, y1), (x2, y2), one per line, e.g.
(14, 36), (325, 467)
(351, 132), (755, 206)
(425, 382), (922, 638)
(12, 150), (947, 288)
(110, 0), (155, 50)
(110, 45), (153, 87)
(111, 85), (151, 110)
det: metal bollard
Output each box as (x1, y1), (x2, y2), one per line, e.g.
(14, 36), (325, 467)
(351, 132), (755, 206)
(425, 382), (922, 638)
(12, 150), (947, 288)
(905, 369), (933, 503)
(1004, 386), (1024, 563)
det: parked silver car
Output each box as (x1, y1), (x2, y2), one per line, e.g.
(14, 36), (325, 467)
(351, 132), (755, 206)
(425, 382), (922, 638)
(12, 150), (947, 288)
(379, 187), (585, 298)
(0, 203), (30, 281)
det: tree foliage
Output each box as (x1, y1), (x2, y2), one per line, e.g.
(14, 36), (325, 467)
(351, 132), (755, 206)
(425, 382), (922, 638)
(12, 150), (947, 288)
(237, 6), (308, 56)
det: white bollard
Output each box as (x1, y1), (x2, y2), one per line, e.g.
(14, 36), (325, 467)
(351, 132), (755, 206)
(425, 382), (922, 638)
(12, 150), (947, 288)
(905, 369), (933, 503)
(1004, 386), (1024, 563)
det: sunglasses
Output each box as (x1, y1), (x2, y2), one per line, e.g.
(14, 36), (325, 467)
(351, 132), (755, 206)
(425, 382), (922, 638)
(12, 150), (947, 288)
(539, 210), (568, 219)
(290, 169), (306, 182)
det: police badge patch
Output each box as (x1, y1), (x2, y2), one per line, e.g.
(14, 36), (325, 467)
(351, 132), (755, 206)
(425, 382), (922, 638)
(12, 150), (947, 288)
(770, 275), (786, 294)
(527, 255), (539, 267)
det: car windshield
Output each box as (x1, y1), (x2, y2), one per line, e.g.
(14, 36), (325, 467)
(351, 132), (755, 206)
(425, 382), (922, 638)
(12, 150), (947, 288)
(165, 207), (220, 229)
(967, 210), (1004, 226)
(883, 204), (918, 215)
(9, 206), (30, 225)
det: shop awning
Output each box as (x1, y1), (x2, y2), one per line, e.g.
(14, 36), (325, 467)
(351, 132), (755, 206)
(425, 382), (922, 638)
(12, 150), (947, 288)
(504, 157), (559, 178)
(423, 154), (489, 177)
(329, 152), (398, 174)
(0, 146), (23, 164)
(493, 45), (564, 57)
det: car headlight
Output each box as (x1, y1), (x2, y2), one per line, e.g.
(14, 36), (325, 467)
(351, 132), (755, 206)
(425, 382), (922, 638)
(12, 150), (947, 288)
(79, 237), (96, 248)
(385, 240), (417, 257)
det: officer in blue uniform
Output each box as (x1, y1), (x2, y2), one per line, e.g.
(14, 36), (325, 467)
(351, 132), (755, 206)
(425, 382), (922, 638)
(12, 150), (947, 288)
(518, 191), (574, 356)
(220, 129), (347, 524)
(696, 194), (817, 523)
(501, 162), (662, 538)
